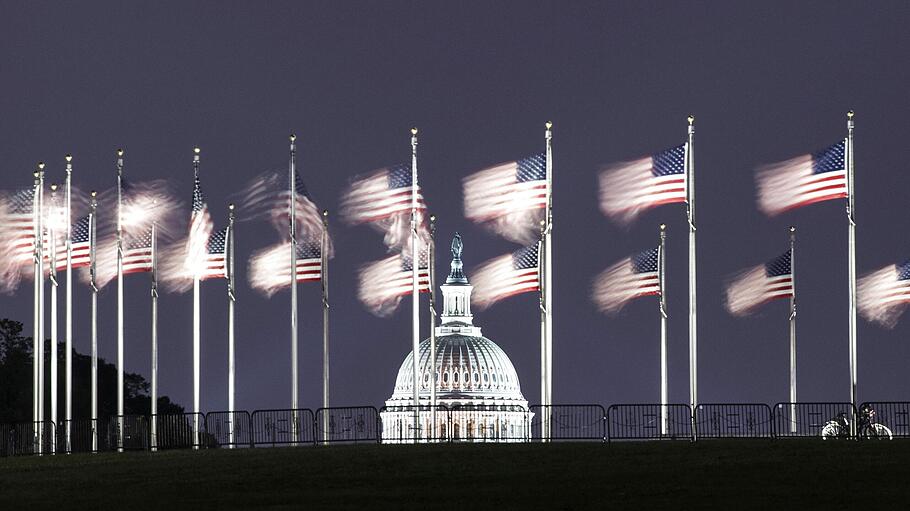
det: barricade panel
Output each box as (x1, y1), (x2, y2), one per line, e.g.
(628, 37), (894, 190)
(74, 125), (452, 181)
(607, 404), (693, 441)
(773, 402), (856, 438)
(530, 405), (603, 442)
(858, 402), (908, 439)
(107, 415), (149, 451)
(152, 413), (205, 450)
(0, 421), (55, 456)
(206, 411), (253, 448)
(448, 404), (529, 443)
(251, 409), (316, 446)
(315, 407), (378, 444)
(694, 404), (773, 438)
(57, 419), (105, 453)
(379, 405), (451, 443)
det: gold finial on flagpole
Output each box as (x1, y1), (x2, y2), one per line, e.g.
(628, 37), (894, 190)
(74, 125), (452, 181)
(322, 209), (328, 218)
(411, 127), (418, 136)
(228, 203), (234, 211)
(289, 134), (296, 142)
(546, 121), (552, 130)
(65, 154), (72, 163)
(688, 115), (695, 125)
(194, 147), (201, 154)
(660, 223), (666, 231)
(50, 183), (57, 192)
(38, 162), (45, 171)
(117, 149), (124, 157)
(790, 225), (796, 233)
(91, 190), (97, 198)
(847, 110), (855, 120)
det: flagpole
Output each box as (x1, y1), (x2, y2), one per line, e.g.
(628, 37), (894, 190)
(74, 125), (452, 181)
(686, 115), (697, 436)
(192, 147), (201, 449)
(64, 155), (73, 453)
(32, 163), (44, 453)
(321, 208), (329, 444)
(428, 214), (437, 440)
(50, 183), (59, 454)
(789, 226), (797, 433)
(289, 134), (299, 443)
(150, 220), (158, 451)
(659, 224), (668, 436)
(116, 149), (124, 452)
(410, 127), (421, 443)
(544, 121), (554, 441)
(89, 191), (98, 452)
(846, 111), (856, 413)
(228, 203), (236, 447)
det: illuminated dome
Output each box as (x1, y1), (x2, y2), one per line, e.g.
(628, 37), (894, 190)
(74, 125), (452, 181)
(381, 233), (531, 442)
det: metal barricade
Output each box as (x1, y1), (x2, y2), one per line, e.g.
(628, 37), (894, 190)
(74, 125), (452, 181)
(447, 405), (529, 443)
(858, 402), (909, 438)
(57, 419), (105, 453)
(107, 415), (149, 451)
(0, 421), (56, 456)
(694, 403), (773, 439)
(206, 411), (253, 448)
(531, 404), (603, 442)
(152, 413), (205, 450)
(250, 409), (316, 446)
(379, 405), (451, 443)
(315, 407), (379, 444)
(607, 404), (694, 441)
(773, 402), (856, 438)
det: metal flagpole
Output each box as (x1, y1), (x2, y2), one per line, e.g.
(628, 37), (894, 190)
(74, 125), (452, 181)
(428, 214), (437, 440)
(116, 149), (125, 452)
(538, 221), (547, 441)
(289, 134), (299, 443)
(544, 121), (554, 441)
(89, 191), (98, 452)
(49, 184), (59, 454)
(410, 127), (421, 443)
(150, 221), (158, 451)
(659, 224), (668, 436)
(32, 167), (41, 453)
(789, 226), (797, 433)
(192, 147), (201, 449)
(228, 203), (236, 447)
(35, 163), (46, 454)
(686, 116), (697, 436)
(846, 111), (857, 412)
(64, 156), (73, 453)
(321, 209), (329, 443)
(50, 184), (59, 454)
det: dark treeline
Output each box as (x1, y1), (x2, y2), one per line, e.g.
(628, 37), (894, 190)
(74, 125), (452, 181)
(0, 318), (183, 423)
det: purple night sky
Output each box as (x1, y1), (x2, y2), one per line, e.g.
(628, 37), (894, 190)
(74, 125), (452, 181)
(2, 1), (910, 413)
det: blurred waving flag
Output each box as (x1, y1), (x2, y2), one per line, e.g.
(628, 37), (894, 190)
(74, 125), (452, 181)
(724, 250), (793, 316)
(53, 214), (92, 271)
(123, 227), (153, 274)
(599, 144), (687, 225)
(471, 244), (540, 310)
(858, 260), (910, 328)
(186, 174), (214, 277)
(463, 153), (547, 244)
(200, 226), (228, 280)
(3, 188), (37, 266)
(248, 236), (324, 297)
(592, 247), (661, 314)
(756, 140), (847, 216)
(239, 169), (324, 237)
(341, 164), (425, 225)
(357, 251), (430, 317)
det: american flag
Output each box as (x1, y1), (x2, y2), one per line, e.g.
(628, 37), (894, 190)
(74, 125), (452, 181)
(592, 247), (661, 314)
(756, 140), (847, 216)
(200, 226), (228, 280)
(858, 260), (910, 328)
(357, 250), (430, 317)
(186, 174), (214, 277)
(240, 170), (324, 238)
(464, 153), (547, 219)
(123, 227), (153, 274)
(724, 250), (793, 316)
(341, 164), (425, 225)
(599, 144), (687, 225)
(471, 244), (540, 310)
(4, 188), (37, 265)
(247, 236), (324, 296)
(53, 214), (92, 271)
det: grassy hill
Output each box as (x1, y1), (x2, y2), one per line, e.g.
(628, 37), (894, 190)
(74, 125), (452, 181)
(1, 440), (907, 509)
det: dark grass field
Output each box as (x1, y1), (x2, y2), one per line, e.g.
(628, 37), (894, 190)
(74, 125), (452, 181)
(1, 440), (907, 509)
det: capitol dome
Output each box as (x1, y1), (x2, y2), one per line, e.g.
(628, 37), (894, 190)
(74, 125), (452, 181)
(381, 233), (531, 442)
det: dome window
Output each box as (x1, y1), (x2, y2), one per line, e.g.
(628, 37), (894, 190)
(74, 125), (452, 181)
(473, 372), (480, 383)
(483, 373), (489, 383)
(454, 372), (460, 383)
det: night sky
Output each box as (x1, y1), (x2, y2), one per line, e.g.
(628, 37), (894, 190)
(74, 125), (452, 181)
(2, 1), (910, 413)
